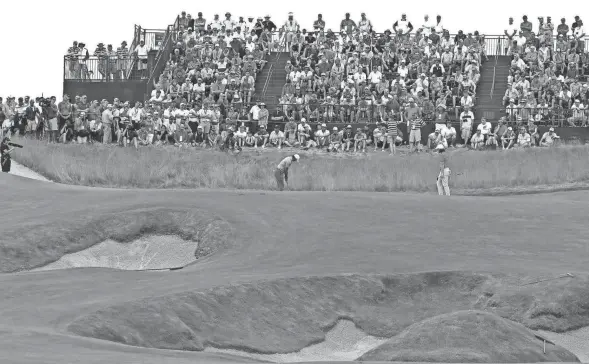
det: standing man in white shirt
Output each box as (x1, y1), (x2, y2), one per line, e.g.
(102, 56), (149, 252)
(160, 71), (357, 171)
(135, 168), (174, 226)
(504, 17), (519, 55)
(275, 154), (300, 191)
(460, 106), (474, 146)
(283, 12), (300, 53)
(249, 102), (261, 130)
(393, 13), (414, 40)
(421, 15), (434, 37)
(134, 40), (150, 79)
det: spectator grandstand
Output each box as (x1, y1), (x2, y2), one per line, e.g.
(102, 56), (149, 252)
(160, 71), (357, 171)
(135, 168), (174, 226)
(3, 12), (589, 151)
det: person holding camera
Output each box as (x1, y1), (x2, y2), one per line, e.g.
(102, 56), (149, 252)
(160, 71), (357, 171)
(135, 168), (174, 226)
(1, 136), (14, 173)
(74, 112), (90, 144)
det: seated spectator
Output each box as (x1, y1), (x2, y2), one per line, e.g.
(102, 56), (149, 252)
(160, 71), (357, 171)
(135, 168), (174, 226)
(540, 127), (561, 146)
(254, 125), (269, 148)
(469, 129), (485, 150)
(327, 126), (342, 152)
(315, 123), (330, 148)
(353, 127), (367, 153)
(516, 126), (531, 148)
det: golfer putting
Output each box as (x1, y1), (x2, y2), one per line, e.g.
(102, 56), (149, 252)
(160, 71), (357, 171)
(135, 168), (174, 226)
(275, 154), (300, 191)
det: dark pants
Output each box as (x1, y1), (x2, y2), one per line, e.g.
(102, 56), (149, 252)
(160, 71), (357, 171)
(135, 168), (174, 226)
(1, 157), (10, 172)
(275, 168), (285, 191)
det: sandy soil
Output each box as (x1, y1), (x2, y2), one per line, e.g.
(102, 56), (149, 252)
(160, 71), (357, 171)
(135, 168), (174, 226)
(10, 160), (51, 182)
(536, 328), (589, 363)
(205, 319), (388, 363)
(33, 235), (198, 271)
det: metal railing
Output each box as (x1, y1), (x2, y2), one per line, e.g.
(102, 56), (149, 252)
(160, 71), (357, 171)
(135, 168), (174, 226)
(146, 16), (181, 99)
(259, 103), (589, 127)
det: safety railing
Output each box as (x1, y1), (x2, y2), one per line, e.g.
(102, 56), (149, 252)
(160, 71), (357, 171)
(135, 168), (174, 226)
(260, 103), (589, 127)
(63, 56), (136, 81)
(146, 16), (181, 99)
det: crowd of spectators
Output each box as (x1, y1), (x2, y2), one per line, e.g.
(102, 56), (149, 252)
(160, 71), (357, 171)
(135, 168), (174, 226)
(0, 93), (563, 153)
(503, 15), (589, 127)
(66, 39), (152, 81)
(42, 12), (589, 152)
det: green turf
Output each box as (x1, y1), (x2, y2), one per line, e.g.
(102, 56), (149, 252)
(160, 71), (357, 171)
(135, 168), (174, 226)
(358, 310), (579, 362)
(1, 174), (589, 363)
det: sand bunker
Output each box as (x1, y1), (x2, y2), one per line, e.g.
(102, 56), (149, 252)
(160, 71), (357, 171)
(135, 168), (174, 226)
(536, 327), (589, 363)
(205, 319), (387, 362)
(34, 235), (198, 271)
(11, 161), (51, 182)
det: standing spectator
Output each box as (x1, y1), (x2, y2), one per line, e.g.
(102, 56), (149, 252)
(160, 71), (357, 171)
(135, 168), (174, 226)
(313, 14), (325, 31)
(67, 41), (80, 79)
(573, 19), (585, 50)
(102, 104), (114, 144)
(134, 40), (150, 79)
(57, 94), (73, 143)
(459, 106), (474, 145)
(437, 154), (451, 196)
(94, 43), (109, 80)
(283, 12), (300, 52)
(340, 13), (357, 35)
(194, 12), (206, 32)
(45, 96), (59, 143)
(117, 41), (130, 80)
(520, 15), (533, 39)
(77, 42), (90, 80)
(557, 18), (570, 38)
(393, 13), (414, 39)
(405, 98), (423, 152)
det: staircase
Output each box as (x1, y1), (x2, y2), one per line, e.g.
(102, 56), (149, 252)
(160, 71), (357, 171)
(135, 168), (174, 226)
(475, 56), (511, 121)
(254, 52), (290, 109)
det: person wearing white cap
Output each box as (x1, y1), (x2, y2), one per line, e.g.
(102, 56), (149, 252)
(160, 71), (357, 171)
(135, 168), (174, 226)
(315, 123), (330, 148)
(540, 127), (560, 147)
(283, 12), (299, 54)
(501, 126), (516, 149)
(275, 154), (300, 191)
(327, 126), (342, 152)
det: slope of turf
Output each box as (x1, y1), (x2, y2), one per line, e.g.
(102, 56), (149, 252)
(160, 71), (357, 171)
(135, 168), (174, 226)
(2, 173), (589, 364)
(358, 310), (579, 362)
(67, 272), (589, 354)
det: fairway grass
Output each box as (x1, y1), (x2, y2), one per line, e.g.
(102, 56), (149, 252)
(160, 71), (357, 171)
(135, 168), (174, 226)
(68, 272), (589, 355)
(12, 139), (589, 194)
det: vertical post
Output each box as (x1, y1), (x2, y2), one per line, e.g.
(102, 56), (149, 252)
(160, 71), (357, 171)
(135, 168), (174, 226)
(543, 339), (546, 354)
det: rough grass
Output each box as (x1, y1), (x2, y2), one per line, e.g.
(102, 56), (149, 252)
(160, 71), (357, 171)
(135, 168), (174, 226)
(67, 272), (589, 355)
(13, 139), (589, 194)
(357, 310), (579, 362)
(0, 208), (232, 273)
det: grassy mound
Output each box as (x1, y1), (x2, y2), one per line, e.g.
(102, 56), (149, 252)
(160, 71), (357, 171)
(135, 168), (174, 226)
(0, 208), (232, 273)
(358, 310), (579, 362)
(67, 272), (589, 354)
(13, 139), (589, 193)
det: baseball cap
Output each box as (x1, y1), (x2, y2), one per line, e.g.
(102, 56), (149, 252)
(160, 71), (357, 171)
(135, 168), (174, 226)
(549, 127), (555, 131)
(293, 154), (300, 161)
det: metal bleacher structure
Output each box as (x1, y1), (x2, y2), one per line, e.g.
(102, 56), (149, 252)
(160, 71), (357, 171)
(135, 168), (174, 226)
(63, 15), (589, 129)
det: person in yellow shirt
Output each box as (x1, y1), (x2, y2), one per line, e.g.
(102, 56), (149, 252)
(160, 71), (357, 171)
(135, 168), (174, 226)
(275, 154), (300, 191)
